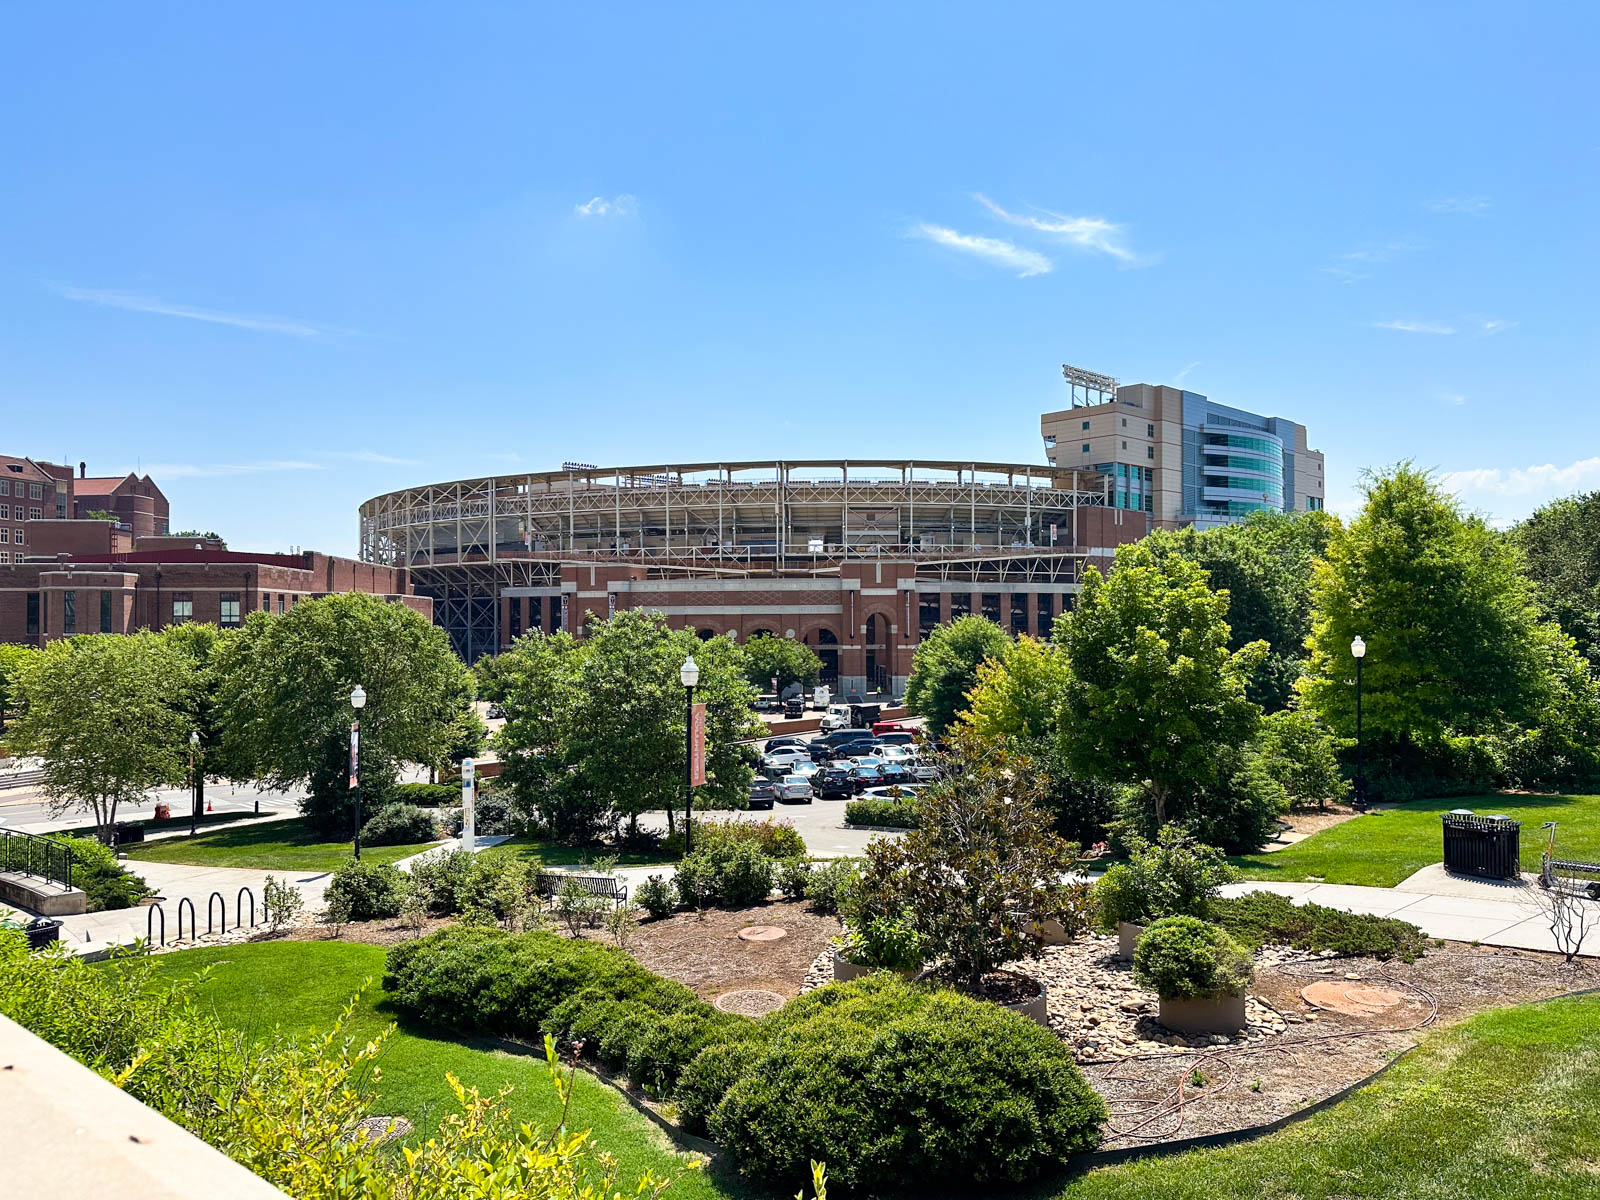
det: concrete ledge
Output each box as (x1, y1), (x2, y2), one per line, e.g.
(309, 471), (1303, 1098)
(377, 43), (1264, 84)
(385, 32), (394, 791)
(0, 870), (87, 915)
(0, 1013), (288, 1198)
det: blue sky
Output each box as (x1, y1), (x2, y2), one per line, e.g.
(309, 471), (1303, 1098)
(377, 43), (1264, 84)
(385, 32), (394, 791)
(3, 3), (1596, 555)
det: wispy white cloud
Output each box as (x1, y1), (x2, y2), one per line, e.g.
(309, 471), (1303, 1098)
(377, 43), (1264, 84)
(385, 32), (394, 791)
(50, 284), (347, 338)
(1478, 318), (1517, 336)
(1441, 456), (1600, 501)
(574, 194), (638, 218)
(974, 194), (1139, 263)
(320, 450), (419, 466)
(1318, 241), (1420, 284)
(1444, 393), (1467, 406)
(145, 460), (324, 479)
(908, 223), (1053, 277)
(1429, 196), (1492, 215)
(1174, 361), (1202, 384)
(1373, 318), (1456, 334)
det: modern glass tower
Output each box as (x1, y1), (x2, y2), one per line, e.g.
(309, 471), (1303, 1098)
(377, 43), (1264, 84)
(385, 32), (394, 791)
(1041, 372), (1324, 530)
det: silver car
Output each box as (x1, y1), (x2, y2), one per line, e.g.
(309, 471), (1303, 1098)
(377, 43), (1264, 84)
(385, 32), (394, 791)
(775, 773), (815, 803)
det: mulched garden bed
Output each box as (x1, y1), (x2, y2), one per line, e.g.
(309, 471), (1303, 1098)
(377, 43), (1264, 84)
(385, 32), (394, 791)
(1008, 935), (1600, 1150)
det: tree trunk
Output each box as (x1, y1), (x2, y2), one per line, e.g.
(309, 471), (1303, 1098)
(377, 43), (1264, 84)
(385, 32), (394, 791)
(1151, 783), (1168, 828)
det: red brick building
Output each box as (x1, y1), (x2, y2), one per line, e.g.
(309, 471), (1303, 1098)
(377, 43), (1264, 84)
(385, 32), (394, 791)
(0, 548), (429, 646)
(0, 455), (75, 566)
(71, 470), (170, 539)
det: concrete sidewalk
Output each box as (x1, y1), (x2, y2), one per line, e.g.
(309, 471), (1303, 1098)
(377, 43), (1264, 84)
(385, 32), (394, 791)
(1222, 863), (1600, 957)
(48, 860), (332, 958)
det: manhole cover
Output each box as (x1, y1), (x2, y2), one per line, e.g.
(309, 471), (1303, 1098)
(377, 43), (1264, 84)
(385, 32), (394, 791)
(738, 924), (787, 942)
(715, 988), (786, 1016)
(1300, 981), (1406, 1015)
(348, 1116), (412, 1144)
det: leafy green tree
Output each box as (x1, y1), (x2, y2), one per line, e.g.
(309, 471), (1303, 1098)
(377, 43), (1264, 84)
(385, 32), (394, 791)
(214, 593), (470, 834)
(904, 615), (1011, 735)
(1512, 490), (1600, 665)
(160, 623), (255, 812)
(1057, 542), (1265, 829)
(1256, 708), (1350, 809)
(958, 635), (1067, 743)
(8, 633), (193, 839)
(493, 614), (763, 840)
(1299, 466), (1553, 779)
(739, 633), (822, 694)
(1142, 510), (1338, 710)
(0, 643), (34, 737)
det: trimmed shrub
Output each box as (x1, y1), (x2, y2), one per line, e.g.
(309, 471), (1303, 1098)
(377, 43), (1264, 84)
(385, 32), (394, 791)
(840, 910), (927, 972)
(625, 1007), (749, 1098)
(716, 841), (775, 906)
(389, 782), (459, 807)
(1132, 915), (1254, 1000)
(359, 803), (437, 847)
(672, 854), (715, 910)
(635, 874), (676, 920)
(844, 797), (919, 828)
(804, 857), (859, 915)
(678, 1038), (762, 1134)
(1093, 827), (1238, 931)
(693, 817), (807, 860)
(700, 975), (1105, 1191)
(324, 858), (406, 921)
(1211, 889), (1430, 962)
(55, 836), (149, 911)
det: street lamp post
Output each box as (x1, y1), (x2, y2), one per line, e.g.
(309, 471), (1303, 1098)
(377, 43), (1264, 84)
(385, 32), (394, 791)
(350, 685), (367, 860)
(1350, 636), (1366, 810)
(681, 655), (700, 854)
(188, 731), (201, 836)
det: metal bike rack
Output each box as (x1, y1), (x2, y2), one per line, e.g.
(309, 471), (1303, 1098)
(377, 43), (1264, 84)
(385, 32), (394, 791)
(207, 891), (227, 935)
(237, 886), (256, 928)
(146, 903), (166, 948)
(176, 896), (197, 942)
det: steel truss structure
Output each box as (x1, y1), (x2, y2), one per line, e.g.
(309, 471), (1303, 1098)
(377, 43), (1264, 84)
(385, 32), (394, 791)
(359, 459), (1114, 659)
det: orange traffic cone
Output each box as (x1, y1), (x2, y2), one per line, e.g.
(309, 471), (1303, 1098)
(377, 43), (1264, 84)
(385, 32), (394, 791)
(206, 798), (213, 812)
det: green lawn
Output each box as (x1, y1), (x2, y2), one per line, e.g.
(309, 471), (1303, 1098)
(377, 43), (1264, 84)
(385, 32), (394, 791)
(123, 817), (437, 872)
(145, 941), (739, 1199)
(55, 808), (284, 839)
(492, 834), (678, 868)
(148, 939), (1600, 1200)
(1231, 792), (1600, 888)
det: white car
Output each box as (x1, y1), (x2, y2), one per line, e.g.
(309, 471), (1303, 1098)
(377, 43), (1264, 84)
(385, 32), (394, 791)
(775, 774), (814, 803)
(789, 760), (821, 779)
(762, 746), (812, 771)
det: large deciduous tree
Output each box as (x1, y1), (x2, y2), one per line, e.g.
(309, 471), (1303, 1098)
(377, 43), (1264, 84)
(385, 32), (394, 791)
(0, 643), (35, 737)
(739, 633), (823, 694)
(214, 593), (470, 834)
(904, 615), (1012, 736)
(1056, 543), (1266, 830)
(1298, 466), (1552, 777)
(1512, 490), (1600, 666)
(8, 633), (193, 839)
(492, 612), (763, 841)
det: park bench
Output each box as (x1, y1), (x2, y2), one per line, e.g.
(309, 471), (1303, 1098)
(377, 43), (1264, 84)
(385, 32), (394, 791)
(535, 872), (629, 906)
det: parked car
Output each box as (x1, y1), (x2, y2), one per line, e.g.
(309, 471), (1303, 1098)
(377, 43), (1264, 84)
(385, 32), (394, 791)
(873, 730), (916, 748)
(762, 746), (812, 772)
(814, 767), (857, 799)
(871, 720), (913, 736)
(775, 774), (814, 803)
(790, 760), (821, 779)
(907, 759), (941, 782)
(863, 783), (925, 801)
(810, 730), (874, 760)
(747, 779), (777, 810)
(845, 764), (883, 792)
(763, 735), (810, 752)
(876, 761), (914, 786)
(783, 697), (804, 719)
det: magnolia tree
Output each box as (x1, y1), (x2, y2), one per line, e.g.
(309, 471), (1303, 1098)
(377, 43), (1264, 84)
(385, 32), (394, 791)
(854, 735), (1088, 992)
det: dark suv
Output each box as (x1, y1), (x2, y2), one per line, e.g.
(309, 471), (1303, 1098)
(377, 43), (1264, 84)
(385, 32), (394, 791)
(810, 731), (875, 761)
(814, 768), (857, 799)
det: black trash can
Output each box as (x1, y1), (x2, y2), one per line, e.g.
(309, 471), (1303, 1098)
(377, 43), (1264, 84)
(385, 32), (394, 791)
(113, 821), (146, 845)
(1441, 811), (1521, 880)
(25, 918), (61, 951)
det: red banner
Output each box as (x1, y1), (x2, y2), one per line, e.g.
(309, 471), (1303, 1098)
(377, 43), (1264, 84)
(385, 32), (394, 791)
(348, 722), (359, 790)
(690, 703), (708, 787)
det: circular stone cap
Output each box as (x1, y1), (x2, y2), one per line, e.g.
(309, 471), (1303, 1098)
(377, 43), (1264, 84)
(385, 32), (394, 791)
(715, 988), (787, 1016)
(737, 924), (787, 942)
(1300, 981), (1405, 1015)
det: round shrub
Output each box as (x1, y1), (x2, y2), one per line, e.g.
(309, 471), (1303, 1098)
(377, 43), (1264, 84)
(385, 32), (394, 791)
(1132, 915), (1254, 1000)
(625, 1007), (748, 1098)
(359, 803), (437, 847)
(324, 859), (406, 921)
(677, 1038), (763, 1134)
(695, 817), (807, 860)
(635, 874), (676, 920)
(776, 857), (812, 901)
(673, 854), (715, 910)
(844, 797), (920, 828)
(703, 976), (1104, 1191)
(803, 857), (859, 915)
(717, 841), (775, 906)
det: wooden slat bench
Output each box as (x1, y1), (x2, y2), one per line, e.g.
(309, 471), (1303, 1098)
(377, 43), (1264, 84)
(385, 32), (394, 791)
(535, 872), (629, 906)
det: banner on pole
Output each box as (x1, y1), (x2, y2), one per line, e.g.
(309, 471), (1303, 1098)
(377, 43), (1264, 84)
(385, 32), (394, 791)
(690, 703), (708, 787)
(348, 723), (359, 790)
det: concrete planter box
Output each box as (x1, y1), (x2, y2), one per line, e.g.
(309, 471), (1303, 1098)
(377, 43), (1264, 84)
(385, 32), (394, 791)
(1157, 991), (1247, 1035)
(830, 947), (917, 983)
(1117, 921), (1146, 960)
(998, 975), (1051, 1028)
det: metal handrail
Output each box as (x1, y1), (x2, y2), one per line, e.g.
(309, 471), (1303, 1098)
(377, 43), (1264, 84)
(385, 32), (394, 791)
(0, 827), (73, 891)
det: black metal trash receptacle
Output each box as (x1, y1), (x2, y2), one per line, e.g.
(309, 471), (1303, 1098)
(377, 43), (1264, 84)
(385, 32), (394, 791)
(112, 821), (146, 845)
(1441, 811), (1521, 880)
